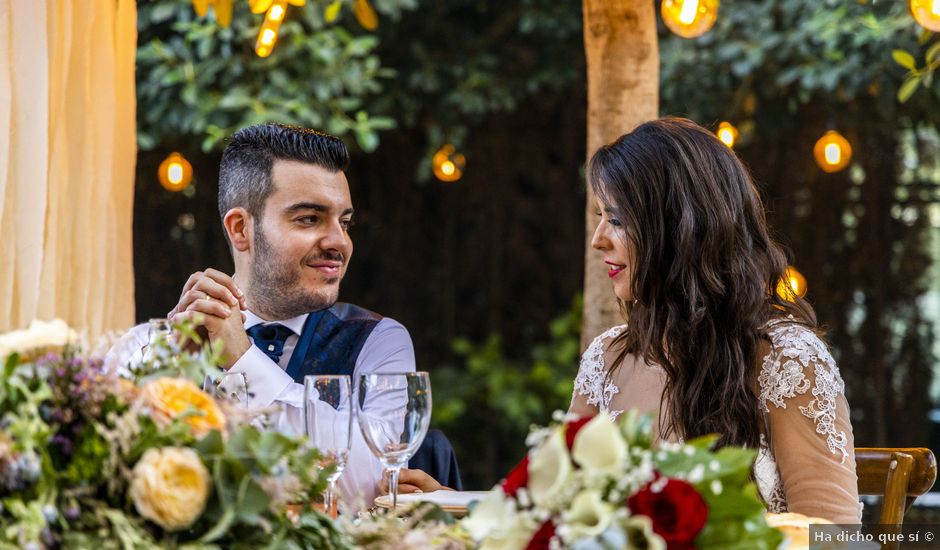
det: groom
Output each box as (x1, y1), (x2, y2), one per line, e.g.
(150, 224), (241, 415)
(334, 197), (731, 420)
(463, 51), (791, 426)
(114, 124), (455, 504)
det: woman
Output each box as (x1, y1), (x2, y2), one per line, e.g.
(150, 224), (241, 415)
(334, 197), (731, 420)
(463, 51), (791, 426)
(570, 117), (860, 523)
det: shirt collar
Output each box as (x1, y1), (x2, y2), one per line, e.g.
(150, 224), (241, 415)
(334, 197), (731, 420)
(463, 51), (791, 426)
(243, 310), (308, 336)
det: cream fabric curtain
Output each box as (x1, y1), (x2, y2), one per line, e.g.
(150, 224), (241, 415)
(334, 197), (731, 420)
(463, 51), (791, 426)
(0, 0), (137, 337)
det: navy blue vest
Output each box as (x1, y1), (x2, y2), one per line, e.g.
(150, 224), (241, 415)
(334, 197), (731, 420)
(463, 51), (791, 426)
(284, 303), (383, 383)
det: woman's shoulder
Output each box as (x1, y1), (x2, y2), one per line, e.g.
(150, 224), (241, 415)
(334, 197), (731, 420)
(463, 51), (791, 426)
(758, 316), (844, 412)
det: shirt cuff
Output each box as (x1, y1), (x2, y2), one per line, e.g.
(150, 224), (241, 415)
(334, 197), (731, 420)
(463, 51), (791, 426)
(228, 345), (294, 408)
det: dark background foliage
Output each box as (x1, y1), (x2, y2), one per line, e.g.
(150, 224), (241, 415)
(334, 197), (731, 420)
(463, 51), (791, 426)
(134, 0), (940, 489)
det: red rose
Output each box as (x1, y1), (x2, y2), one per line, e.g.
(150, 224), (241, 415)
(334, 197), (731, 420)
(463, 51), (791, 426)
(564, 416), (594, 449)
(525, 520), (556, 550)
(627, 477), (708, 549)
(501, 455), (529, 497)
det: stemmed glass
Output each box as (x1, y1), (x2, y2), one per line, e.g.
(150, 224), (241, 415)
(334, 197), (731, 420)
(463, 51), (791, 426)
(356, 372), (431, 511)
(304, 375), (353, 519)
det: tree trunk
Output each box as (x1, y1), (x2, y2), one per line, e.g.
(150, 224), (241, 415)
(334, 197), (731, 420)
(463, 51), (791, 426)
(581, 0), (658, 349)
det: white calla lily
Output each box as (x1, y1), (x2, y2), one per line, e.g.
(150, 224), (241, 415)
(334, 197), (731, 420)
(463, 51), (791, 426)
(527, 429), (573, 509)
(462, 488), (537, 550)
(565, 490), (614, 540)
(571, 413), (628, 474)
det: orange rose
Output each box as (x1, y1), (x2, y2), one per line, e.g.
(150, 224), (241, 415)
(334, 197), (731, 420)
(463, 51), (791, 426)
(138, 378), (226, 437)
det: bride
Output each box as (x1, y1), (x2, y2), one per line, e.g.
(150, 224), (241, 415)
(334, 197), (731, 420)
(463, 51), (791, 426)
(570, 117), (860, 523)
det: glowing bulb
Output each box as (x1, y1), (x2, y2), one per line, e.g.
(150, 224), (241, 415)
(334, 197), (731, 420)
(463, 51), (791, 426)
(661, 0), (719, 39)
(158, 152), (193, 192)
(911, 0), (940, 31)
(824, 143), (841, 166)
(679, 0), (699, 24)
(269, 4), (285, 21)
(813, 130), (852, 173)
(776, 266), (808, 302)
(168, 164), (184, 185)
(260, 29), (276, 46)
(716, 121), (739, 148)
(432, 144), (466, 183)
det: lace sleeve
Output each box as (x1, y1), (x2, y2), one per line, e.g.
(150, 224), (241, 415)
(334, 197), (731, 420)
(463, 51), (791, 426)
(759, 321), (860, 523)
(570, 325), (626, 415)
(758, 322), (849, 462)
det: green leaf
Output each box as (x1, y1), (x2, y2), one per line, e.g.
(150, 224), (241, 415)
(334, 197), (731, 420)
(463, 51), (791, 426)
(928, 41), (940, 64)
(898, 76), (921, 103)
(892, 49), (917, 70)
(200, 506), (236, 543)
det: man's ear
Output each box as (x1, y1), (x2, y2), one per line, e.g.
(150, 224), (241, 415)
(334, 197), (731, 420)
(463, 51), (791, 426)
(223, 208), (252, 252)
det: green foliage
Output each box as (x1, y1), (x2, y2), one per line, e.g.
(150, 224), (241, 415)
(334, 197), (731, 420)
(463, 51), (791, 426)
(432, 295), (582, 487)
(136, 0), (415, 152)
(893, 32), (940, 102)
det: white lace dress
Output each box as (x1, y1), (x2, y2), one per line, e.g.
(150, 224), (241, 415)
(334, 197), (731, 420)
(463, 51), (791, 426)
(570, 319), (862, 523)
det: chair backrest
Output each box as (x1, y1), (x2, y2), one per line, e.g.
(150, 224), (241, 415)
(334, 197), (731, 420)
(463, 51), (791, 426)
(855, 447), (937, 528)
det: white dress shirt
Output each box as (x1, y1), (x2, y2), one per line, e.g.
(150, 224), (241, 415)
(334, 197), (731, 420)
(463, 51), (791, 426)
(106, 309), (417, 509)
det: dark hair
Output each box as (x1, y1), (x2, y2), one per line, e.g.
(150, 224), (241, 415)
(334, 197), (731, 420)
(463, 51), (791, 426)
(218, 123), (350, 219)
(588, 117), (817, 449)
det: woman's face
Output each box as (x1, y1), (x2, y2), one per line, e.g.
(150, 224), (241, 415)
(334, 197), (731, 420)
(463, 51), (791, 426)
(591, 198), (635, 302)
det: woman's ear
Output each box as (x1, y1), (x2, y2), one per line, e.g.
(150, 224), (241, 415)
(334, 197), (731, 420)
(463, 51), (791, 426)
(223, 208), (252, 252)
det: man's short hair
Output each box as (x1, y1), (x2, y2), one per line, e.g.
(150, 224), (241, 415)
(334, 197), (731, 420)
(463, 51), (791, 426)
(218, 123), (350, 219)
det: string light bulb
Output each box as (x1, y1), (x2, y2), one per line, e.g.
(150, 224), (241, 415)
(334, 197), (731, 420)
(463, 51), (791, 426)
(911, 0), (940, 32)
(432, 144), (466, 183)
(255, 1), (287, 57)
(158, 153), (193, 192)
(716, 121), (739, 148)
(661, 0), (719, 38)
(813, 130), (852, 173)
(776, 266), (808, 302)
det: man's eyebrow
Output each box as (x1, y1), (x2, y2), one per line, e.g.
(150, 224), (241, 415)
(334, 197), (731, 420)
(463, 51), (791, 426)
(283, 203), (355, 217)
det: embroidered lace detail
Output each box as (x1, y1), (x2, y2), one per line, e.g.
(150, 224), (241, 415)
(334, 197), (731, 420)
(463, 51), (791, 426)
(573, 325), (626, 416)
(755, 434), (787, 513)
(758, 320), (849, 463)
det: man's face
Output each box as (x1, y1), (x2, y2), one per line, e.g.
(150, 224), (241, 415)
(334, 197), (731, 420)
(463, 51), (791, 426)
(249, 159), (354, 319)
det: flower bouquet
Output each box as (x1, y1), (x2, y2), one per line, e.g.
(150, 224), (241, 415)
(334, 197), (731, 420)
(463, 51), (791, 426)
(462, 411), (785, 549)
(0, 320), (348, 549)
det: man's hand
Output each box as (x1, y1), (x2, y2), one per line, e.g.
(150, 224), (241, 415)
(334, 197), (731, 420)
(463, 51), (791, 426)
(169, 269), (250, 369)
(378, 468), (453, 495)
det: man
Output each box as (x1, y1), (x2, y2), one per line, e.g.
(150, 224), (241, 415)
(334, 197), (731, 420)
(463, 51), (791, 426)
(112, 124), (417, 506)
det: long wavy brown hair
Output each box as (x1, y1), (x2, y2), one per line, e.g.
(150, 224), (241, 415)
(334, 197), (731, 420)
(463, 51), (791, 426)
(588, 117), (818, 449)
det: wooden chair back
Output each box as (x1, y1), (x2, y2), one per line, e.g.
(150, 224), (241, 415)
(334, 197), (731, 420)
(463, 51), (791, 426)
(855, 447), (937, 528)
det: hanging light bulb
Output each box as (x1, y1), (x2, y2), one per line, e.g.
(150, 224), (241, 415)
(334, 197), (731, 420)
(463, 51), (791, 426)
(911, 0), (940, 32)
(158, 153), (193, 192)
(432, 144), (466, 183)
(661, 0), (719, 39)
(813, 130), (852, 173)
(716, 121), (739, 148)
(776, 266), (808, 302)
(255, 1), (287, 57)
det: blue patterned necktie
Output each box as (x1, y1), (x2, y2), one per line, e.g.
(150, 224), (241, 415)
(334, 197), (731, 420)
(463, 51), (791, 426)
(247, 323), (295, 365)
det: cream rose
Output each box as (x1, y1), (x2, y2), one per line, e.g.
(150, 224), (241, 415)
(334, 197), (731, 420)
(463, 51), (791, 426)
(130, 447), (210, 531)
(528, 429), (573, 510)
(0, 319), (77, 360)
(571, 413), (628, 475)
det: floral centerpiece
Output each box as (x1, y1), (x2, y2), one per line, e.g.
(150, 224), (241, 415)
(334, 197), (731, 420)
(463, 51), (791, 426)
(461, 411), (785, 549)
(0, 320), (348, 549)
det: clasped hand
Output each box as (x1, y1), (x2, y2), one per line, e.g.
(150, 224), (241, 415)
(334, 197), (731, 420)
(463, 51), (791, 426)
(167, 268), (250, 368)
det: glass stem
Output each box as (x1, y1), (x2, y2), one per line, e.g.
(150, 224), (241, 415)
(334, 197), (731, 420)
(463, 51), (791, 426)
(388, 467), (401, 511)
(325, 480), (338, 519)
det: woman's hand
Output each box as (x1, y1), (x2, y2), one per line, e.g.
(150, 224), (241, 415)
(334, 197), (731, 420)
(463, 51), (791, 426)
(378, 468), (453, 494)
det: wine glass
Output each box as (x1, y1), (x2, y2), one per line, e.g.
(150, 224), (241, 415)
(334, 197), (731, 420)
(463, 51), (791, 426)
(356, 372), (431, 511)
(304, 375), (353, 519)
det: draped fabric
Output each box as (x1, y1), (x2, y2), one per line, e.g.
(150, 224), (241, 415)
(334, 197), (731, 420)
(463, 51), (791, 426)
(0, 0), (137, 337)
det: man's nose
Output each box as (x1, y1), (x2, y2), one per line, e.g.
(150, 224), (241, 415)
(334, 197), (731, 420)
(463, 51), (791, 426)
(320, 219), (350, 253)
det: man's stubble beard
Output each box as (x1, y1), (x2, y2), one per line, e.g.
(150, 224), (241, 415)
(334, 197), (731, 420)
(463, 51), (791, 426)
(249, 222), (342, 319)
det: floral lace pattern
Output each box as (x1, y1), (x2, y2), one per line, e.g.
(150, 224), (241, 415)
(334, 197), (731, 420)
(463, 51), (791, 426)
(573, 318), (851, 515)
(758, 319), (849, 463)
(572, 325), (625, 418)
